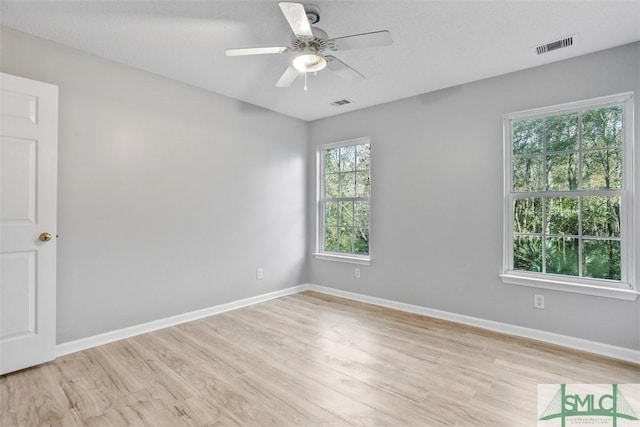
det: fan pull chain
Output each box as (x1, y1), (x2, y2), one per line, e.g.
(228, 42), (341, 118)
(304, 72), (308, 91)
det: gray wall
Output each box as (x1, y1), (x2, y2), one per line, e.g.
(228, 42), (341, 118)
(1, 27), (308, 344)
(2, 26), (638, 351)
(307, 42), (640, 351)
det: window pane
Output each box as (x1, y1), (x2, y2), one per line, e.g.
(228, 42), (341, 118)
(324, 202), (338, 226)
(339, 172), (356, 197)
(513, 236), (542, 272)
(321, 141), (371, 258)
(325, 148), (340, 174)
(354, 201), (369, 228)
(324, 227), (338, 252)
(546, 112), (578, 153)
(513, 118), (543, 155)
(582, 196), (620, 237)
(507, 98), (630, 285)
(356, 144), (370, 170)
(582, 149), (622, 190)
(338, 201), (354, 227)
(546, 197), (579, 236)
(546, 237), (579, 276)
(325, 173), (339, 198)
(338, 227), (354, 253)
(355, 171), (370, 197)
(353, 227), (369, 255)
(340, 145), (356, 171)
(513, 156), (543, 192)
(583, 239), (621, 280)
(582, 106), (623, 149)
(547, 153), (578, 191)
(514, 198), (542, 234)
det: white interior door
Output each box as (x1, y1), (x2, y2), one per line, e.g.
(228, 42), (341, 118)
(0, 73), (58, 375)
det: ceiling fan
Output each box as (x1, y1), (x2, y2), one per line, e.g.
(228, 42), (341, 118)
(225, 2), (393, 88)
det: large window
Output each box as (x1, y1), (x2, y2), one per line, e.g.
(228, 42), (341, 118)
(502, 93), (636, 299)
(316, 137), (371, 263)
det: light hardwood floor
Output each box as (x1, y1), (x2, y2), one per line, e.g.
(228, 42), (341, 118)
(1, 291), (638, 426)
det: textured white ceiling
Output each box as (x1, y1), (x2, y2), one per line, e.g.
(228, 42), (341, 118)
(2, 1), (639, 121)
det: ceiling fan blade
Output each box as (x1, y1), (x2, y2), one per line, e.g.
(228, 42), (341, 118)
(225, 46), (289, 56)
(279, 2), (313, 40)
(276, 66), (299, 87)
(329, 30), (393, 51)
(326, 56), (365, 83)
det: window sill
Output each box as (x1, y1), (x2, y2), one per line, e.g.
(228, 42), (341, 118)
(313, 252), (371, 265)
(500, 273), (638, 301)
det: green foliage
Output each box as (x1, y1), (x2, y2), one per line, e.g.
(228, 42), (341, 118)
(511, 105), (623, 280)
(324, 200), (369, 255)
(512, 105), (622, 194)
(513, 118), (543, 154)
(514, 236), (542, 272)
(547, 153), (578, 191)
(356, 172), (370, 197)
(324, 149), (340, 174)
(582, 106), (622, 148)
(545, 113), (578, 153)
(546, 238), (579, 276)
(325, 173), (339, 198)
(514, 198), (542, 234)
(324, 226), (338, 252)
(546, 113), (578, 152)
(583, 239), (621, 280)
(322, 143), (370, 255)
(513, 157), (543, 192)
(582, 196), (620, 237)
(546, 197), (578, 235)
(582, 149), (622, 190)
(339, 173), (355, 197)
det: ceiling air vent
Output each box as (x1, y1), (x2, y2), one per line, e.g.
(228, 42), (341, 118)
(535, 34), (576, 55)
(331, 98), (353, 107)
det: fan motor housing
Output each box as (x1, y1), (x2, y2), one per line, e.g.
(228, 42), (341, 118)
(291, 27), (328, 52)
(304, 4), (321, 24)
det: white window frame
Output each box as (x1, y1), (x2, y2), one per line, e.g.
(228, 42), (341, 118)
(314, 137), (371, 265)
(501, 93), (638, 301)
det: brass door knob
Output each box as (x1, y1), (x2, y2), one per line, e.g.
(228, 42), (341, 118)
(39, 232), (53, 242)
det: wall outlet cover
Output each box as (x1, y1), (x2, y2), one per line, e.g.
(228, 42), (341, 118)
(534, 294), (545, 309)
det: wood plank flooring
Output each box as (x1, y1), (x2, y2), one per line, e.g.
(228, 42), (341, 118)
(1, 291), (638, 426)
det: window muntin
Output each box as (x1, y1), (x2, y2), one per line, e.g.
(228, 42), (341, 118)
(504, 94), (634, 291)
(318, 138), (370, 258)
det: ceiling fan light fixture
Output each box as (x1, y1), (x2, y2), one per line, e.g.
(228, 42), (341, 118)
(293, 53), (327, 72)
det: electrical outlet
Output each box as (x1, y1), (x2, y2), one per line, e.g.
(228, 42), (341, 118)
(355, 268), (361, 279)
(256, 268), (264, 280)
(534, 294), (545, 309)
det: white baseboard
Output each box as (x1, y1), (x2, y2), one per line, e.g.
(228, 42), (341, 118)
(56, 282), (639, 365)
(306, 284), (640, 365)
(56, 285), (307, 357)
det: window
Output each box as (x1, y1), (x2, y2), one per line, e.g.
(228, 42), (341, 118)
(502, 93), (636, 300)
(315, 137), (371, 264)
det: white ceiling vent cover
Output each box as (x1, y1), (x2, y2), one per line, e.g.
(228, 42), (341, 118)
(535, 34), (579, 55)
(331, 98), (353, 107)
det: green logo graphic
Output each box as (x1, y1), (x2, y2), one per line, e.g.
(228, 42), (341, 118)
(539, 384), (639, 427)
